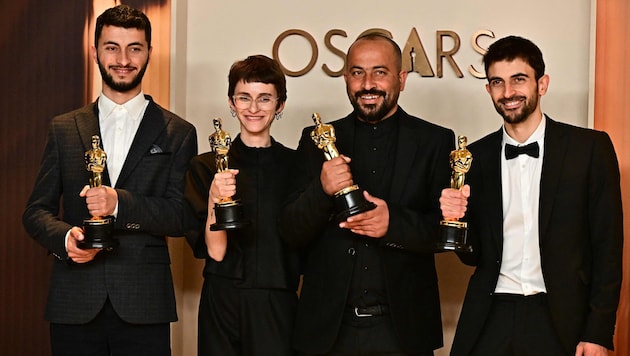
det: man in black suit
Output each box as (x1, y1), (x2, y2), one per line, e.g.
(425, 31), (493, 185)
(22, 5), (197, 355)
(440, 36), (623, 356)
(280, 31), (455, 355)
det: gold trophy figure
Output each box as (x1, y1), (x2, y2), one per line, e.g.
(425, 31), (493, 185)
(208, 118), (249, 230)
(79, 135), (117, 250)
(436, 135), (473, 252)
(310, 113), (376, 221)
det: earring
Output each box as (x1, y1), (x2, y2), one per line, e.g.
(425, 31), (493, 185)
(230, 109), (236, 117)
(274, 112), (283, 120)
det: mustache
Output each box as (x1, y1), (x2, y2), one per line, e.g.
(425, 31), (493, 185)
(355, 89), (386, 99)
(499, 96), (526, 104)
(108, 65), (137, 70)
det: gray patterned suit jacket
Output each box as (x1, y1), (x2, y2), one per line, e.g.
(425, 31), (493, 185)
(23, 95), (197, 324)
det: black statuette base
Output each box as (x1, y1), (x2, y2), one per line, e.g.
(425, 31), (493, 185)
(210, 200), (250, 231)
(436, 220), (472, 253)
(334, 188), (376, 222)
(80, 217), (117, 251)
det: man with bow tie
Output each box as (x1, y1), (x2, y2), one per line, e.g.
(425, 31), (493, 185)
(440, 36), (622, 356)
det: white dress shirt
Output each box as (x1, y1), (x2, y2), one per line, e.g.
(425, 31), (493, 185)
(495, 118), (547, 296)
(98, 92), (149, 187)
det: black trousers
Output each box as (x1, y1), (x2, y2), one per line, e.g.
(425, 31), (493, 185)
(471, 293), (567, 356)
(300, 307), (433, 356)
(50, 298), (170, 356)
(198, 274), (297, 356)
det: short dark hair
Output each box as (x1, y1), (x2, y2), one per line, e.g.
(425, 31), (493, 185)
(94, 5), (152, 48)
(483, 35), (545, 81)
(227, 55), (287, 107)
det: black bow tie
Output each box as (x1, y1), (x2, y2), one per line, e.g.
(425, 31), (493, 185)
(505, 142), (540, 159)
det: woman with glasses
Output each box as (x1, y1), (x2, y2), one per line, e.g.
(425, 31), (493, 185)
(184, 55), (301, 355)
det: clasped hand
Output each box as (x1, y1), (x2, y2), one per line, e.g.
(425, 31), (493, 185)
(439, 184), (470, 220)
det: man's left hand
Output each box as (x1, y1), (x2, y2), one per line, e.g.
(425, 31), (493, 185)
(575, 341), (608, 356)
(339, 191), (388, 238)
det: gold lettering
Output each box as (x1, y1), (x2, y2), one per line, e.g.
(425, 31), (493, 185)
(436, 30), (463, 78)
(468, 29), (495, 79)
(322, 29), (347, 77)
(272, 29), (318, 77)
(401, 27), (435, 77)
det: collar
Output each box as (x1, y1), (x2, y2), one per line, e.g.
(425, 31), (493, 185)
(98, 91), (148, 122)
(502, 115), (546, 146)
(354, 106), (401, 130)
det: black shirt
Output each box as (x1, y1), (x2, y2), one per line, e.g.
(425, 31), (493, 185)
(184, 135), (302, 291)
(346, 109), (400, 307)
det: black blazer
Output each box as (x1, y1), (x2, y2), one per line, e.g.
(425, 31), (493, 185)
(280, 108), (455, 354)
(23, 96), (198, 324)
(451, 116), (623, 355)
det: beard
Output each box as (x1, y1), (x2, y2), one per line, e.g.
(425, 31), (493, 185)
(494, 96), (538, 124)
(348, 89), (398, 123)
(493, 92), (538, 125)
(97, 56), (149, 93)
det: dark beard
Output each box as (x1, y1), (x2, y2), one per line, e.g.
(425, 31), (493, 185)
(97, 56), (149, 93)
(494, 94), (538, 124)
(349, 89), (392, 123)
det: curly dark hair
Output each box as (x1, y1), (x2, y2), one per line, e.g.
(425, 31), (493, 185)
(94, 5), (152, 48)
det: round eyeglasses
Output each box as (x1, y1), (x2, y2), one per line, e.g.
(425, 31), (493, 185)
(232, 95), (279, 110)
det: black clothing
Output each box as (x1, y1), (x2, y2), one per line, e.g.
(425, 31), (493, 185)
(184, 135), (301, 355)
(347, 114), (399, 307)
(280, 108), (455, 354)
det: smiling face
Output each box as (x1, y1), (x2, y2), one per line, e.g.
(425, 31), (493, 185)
(92, 25), (151, 100)
(228, 80), (284, 147)
(344, 37), (407, 123)
(485, 58), (548, 127)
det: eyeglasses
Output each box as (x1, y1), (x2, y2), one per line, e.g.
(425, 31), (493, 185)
(232, 95), (278, 110)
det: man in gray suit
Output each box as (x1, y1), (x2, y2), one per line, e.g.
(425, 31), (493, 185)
(23, 5), (197, 355)
(440, 36), (622, 356)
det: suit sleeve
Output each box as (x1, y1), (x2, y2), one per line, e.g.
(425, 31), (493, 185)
(22, 120), (73, 260)
(581, 131), (623, 348)
(379, 128), (455, 253)
(279, 127), (336, 247)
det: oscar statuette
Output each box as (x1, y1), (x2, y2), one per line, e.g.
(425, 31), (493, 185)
(310, 112), (376, 221)
(208, 118), (249, 231)
(79, 135), (117, 251)
(436, 135), (473, 253)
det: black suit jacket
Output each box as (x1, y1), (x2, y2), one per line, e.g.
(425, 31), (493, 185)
(23, 96), (197, 324)
(451, 116), (623, 355)
(280, 108), (455, 354)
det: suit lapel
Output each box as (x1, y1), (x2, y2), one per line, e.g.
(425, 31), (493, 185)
(389, 115), (418, 202)
(475, 129), (504, 253)
(74, 102), (112, 186)
(538, 116), (566, 246)
(115, 98), (167, 188)
(333, 114), (356, 158)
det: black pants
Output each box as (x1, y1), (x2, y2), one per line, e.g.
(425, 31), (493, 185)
(198, 275), (297, 356)
(471, 293), (567, 356)
(50, 298), (170, 356)
(300, 307), (433, 356)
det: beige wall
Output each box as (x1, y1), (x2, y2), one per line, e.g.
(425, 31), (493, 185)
(168, 1), (595, 355)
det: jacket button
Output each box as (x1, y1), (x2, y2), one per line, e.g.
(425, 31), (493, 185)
(348, 248), (356, 256)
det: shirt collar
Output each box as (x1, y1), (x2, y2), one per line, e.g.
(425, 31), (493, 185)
(502, 114), (546, 146)
(98, 92), (147, 121)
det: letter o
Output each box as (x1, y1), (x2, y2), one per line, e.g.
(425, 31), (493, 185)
(272, 29), (318, 77)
